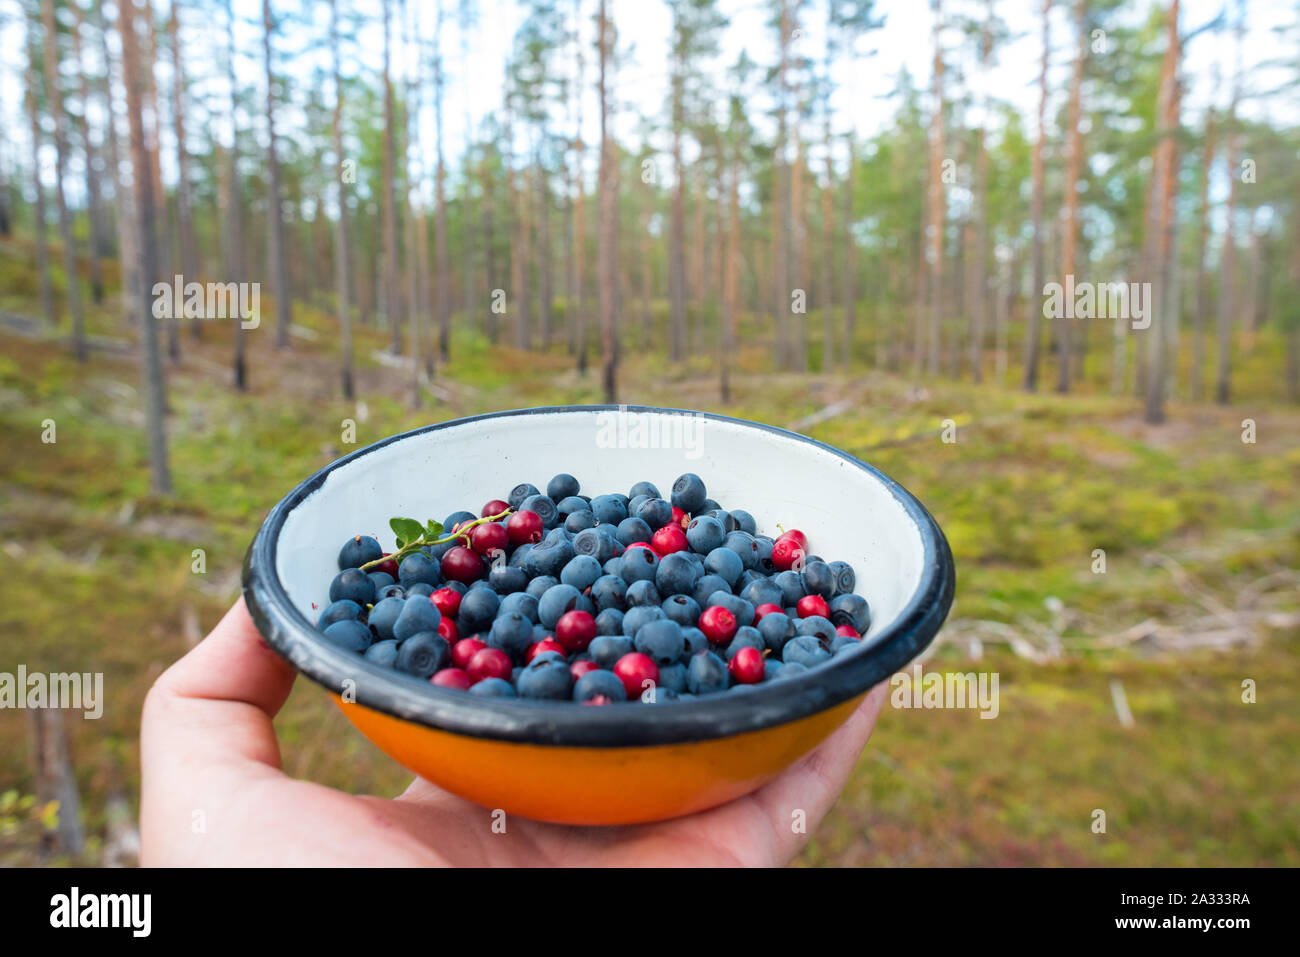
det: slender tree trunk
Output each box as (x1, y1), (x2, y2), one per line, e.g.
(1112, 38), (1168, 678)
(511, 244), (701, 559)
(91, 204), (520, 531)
(1058, 0), (1086, 394)
(1214, 27), (1242, 406)
(1144, 0), (1180, 425)
(536, 148), (553, 348)
(773, 0), (792, 371)
(41, 0), (87, 361)
(434, 8), (451, 364)
(841, 134), (856, 368)
(792, 138), (809, 372)
(821, 82), (835, 375)
(95, 1), (134, 320)
(329, 0), (354, 399)
(118, 0), (172, 494)
(167, 6), (200, 340)
(71, 6), (107, 305)
(722, 161), (740, 402)
(480, 152), (497, 344)
(262, 0), (291, 349)
(382, 0), (402, 353)
(924, 0), (945, 377)
(25, 53), (56, 328)
(669, 74), (686, 362)
(596, 0), (617, 401)
(225, 0), (246, 390)
(572, 0), (587, 372)
(1024, 0), (1051, 391)
(1189, 105), (1215, 400)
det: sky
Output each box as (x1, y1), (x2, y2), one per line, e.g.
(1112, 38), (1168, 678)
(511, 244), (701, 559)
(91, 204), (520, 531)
(1, 0), (1296, 205)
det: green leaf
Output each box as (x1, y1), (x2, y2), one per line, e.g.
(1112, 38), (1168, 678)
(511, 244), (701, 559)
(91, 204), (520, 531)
(390, 517), (425, 549)
(425, 519), (444, 539)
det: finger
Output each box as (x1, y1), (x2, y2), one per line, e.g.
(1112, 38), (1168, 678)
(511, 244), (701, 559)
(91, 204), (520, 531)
(140, 598), (297, 862)
(746, 681), (889, 860)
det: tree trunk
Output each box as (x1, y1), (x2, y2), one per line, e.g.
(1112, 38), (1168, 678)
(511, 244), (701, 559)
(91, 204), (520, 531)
(842, 134), (856, 369)
(571, 0), (587, 372)
(329, 0), (354, 399)
(382, 0), (402, 354)
(722, 161), (740, 401)
(70, 6), (107, 305)
(1214, 25), (1241, 406)
(924, 0), (946, 377)
(167, 6), (200, 340)
(118, 0), (172, 493)
(596, 0), (617, 402)
(1144, 0), (1180, 425)
(224, 0), (246, 390)
(41, 0), (87, 361)
(1024, 0), (1051, 391)
(1057, 0), (1086, 394)
(262, 0), (291, 349)
(669, 75), (686, 362)
(434, 8), (451, 364)
(536, 150), (553, 348)
(820, 87), (835, 375)
(25, 49), (56, 328)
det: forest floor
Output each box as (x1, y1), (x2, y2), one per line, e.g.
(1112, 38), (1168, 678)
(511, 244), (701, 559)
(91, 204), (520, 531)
(1, 242), (1297, 866)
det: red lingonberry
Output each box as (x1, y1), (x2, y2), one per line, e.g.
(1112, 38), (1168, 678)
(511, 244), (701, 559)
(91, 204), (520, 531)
(796, 594), (831, 619)
(613, 652), (659, 699)
(728, 646), (765, 684)
(698, 605), (739, 644)
(430, 668), (472, 690)
(555, 609), (597, 653)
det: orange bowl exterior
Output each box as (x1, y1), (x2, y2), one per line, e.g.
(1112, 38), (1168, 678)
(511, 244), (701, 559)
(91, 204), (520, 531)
(332, 692), (867, 825)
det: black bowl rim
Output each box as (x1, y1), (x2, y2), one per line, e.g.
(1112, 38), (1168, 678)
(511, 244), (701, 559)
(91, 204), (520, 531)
(241, 405), (955, 747)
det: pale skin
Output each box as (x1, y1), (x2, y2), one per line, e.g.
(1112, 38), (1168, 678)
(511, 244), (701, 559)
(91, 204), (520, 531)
(141, 598), (886, 866)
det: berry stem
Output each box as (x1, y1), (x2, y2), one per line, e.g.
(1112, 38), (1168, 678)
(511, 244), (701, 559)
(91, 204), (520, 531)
(359, 508), (513, 571)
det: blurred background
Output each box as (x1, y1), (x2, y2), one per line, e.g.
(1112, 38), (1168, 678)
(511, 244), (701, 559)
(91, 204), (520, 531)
(0, 0), (1297, 866)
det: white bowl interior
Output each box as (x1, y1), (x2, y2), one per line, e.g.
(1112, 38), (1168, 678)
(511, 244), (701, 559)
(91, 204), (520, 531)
(276, 410), (926, 639)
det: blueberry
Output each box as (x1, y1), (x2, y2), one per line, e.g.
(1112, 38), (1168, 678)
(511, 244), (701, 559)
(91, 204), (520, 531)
(589, 494), (628, 525)
(773, 660), (809, 680)
(629, 480), (661, 500)
(655, 552), (702, 597)
(829, 593), (871, 634)
(488, 611), (535, 661)
(711, 509), (740, 532)
(621, 604), (666, 636)
(457, 587), (500, 634)
(508, 483), (540, 508)
(735, 570), (765, 593)
(661, 593), (701, 627)
(366, 596), (405, 641)
(395, 631), (450, 678)
(499, 590), (540, 624)
(398, 552), (441, 588)
(615, 516), (653, 546)
(680, 626), (708, 658)
(338, 534), (384, 571)
(657, 662), (688, 693)
(692, 573), (731, 608)
(573, 669), (627, 703)
(364, 639), (400, 667)
(729, 509), (757, 535)
(801, 561), (835, 599)
(828, 561), (856, 597)
(547, 473), (581, 501)
(706, 590), (755, 627)
(589, 634), (635, 669)
(317, 599), (362, 630)
(763, 658), (784, 681)
(572, 527), (617, 562)
(525, 535), (575, 578)
(517, 657), (573, 699)
(686, 515), (726, 554)
(560, 554), (603, 591)
(634, 619), (685, 666)
(782, 635), (831, 668)
(329, 567), (376, 605)
(393, 596), (442, 642)
(670, 473), (708, 514)
(704, 547), (744, 587)
(797, 615), (837, 643)
(627, 494), (650, 518)
(323, 619), (372, 653)
(470, 677), (517, 697)
(555, 494), (590, 516)
(625, 579), (662, 607)
(425, 539), (458, 562)
(367, 571), (396, 590)
(377, 583), (406, 600)
(405, 582), (434, 599)
(443, 510), (478, 532)
(508, 543), (534, 568)
(489, 564), (529, 594)
(740, 579), (783, 609)
(754, 537), (776, 573)
(538, 583), (591, 629)
(757, 612), (796, 654)
(525, 575), (558, 600)
(619, 545), (659, 583)
(635, 497), (673, 530)
(603, 556), (623, 577)
(724, 626), (765, 660)
(520, 493), (560, 529)
(590, 574), (628, 612)
(831, 635), (860, 655)
(723, 531), (760, 570)
(565, 509), (598, 533)
(686, 650), (729, 694)
(774, 570), (807, 606)
(595, 607), (626, 636)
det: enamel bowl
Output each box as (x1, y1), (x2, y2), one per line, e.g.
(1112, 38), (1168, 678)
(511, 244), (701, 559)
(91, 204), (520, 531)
(242, 406), (954, 825)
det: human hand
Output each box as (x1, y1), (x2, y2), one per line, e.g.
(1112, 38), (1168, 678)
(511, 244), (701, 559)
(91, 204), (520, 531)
(141, 598), (886, 866)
